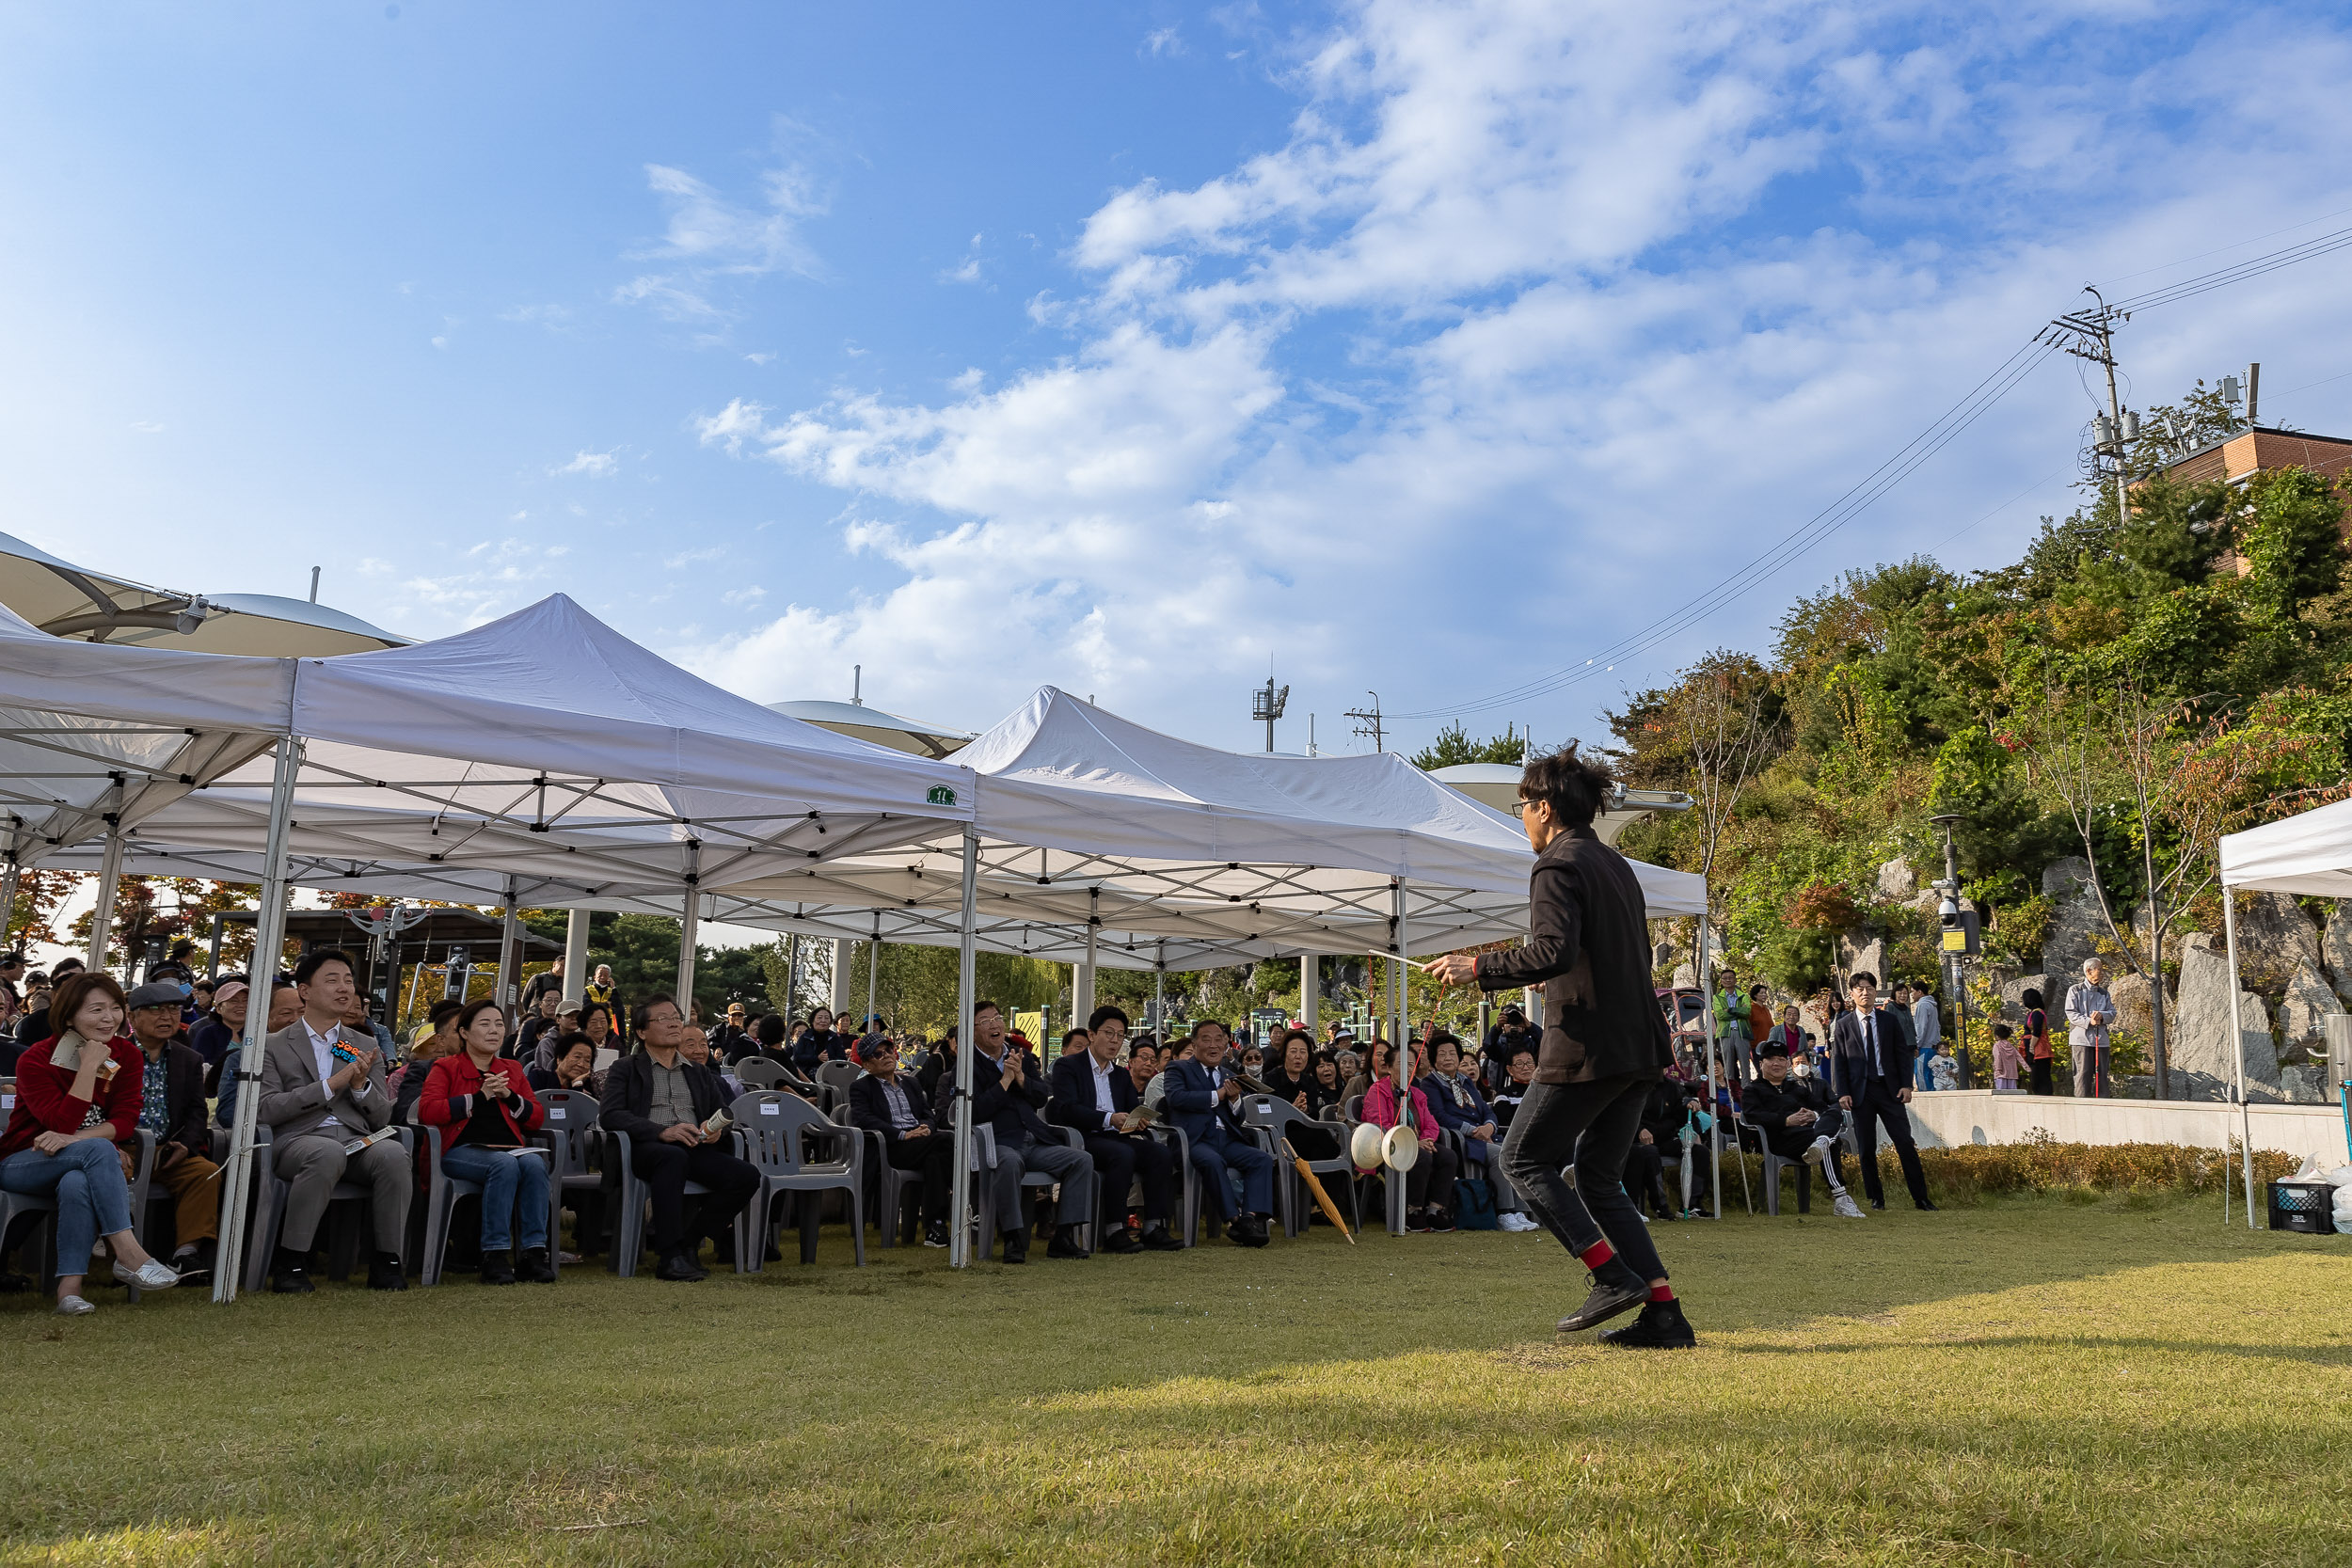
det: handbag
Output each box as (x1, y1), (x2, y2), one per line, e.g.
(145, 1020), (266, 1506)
(1452, 1177), (1499, 1230)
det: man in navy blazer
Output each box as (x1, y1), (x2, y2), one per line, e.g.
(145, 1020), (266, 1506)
(1048, 1005), (1180, 1253)
(968, 1000), (1096, 1263)
(1159, 1019), (1275, 1246)
(1828, 972), (1934, 1212)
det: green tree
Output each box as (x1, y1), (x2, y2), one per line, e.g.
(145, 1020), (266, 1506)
(1408, 722), (1530, 770)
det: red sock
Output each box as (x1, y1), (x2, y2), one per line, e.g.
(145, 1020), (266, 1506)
(1649, 1284), (1676, 1304)
(1576, 1239), (1614, 1270)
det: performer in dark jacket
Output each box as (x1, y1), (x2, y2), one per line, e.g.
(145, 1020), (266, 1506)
(1424, 743), (1692, 1349)
(848, 1036), (956, 1247)
(1743, 1037), (1861, 1216)
(1045, 1006), (1179, 1253)
(1827, 973), (1934, 1212)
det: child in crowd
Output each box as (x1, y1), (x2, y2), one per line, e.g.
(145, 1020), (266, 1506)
(1929, 1039), (1959, 1091)
(1991, 1023), (2022, 1091)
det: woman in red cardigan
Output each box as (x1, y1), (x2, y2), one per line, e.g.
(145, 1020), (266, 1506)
(0, 971), (181, 1313)
(419, 997), (555, 1284)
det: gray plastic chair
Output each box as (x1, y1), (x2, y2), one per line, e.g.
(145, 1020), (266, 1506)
(535, 1089), (601, 1254)
(605, 1125), (726, 1277)
(1740, 1116), (1860, 1216)
(970, 1123), (1090, 1258)
(1237, 1095), (1357, 1238)
(1, 1128), (157, 1300)
(735, 1090), (864, 1268)
(735, 1057), (788, 1090)
(813, 1059), (861, 1119)
(866, 1129), (924, 1247)
(238, 1124), (414, 1292)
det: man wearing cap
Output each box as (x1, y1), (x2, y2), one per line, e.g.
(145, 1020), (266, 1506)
(125, 981), (225, 1278)
(1742, 1036), (1863, 1219)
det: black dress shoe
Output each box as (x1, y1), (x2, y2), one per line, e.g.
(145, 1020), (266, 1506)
(1226, 1214), (1271, 1248)
(1915, 1198), (1939, 1212)
(519, 1247), (559, 1283)
(1001, 1234), (1029, 1264)
(479, 1248), (517, 1286)
(656, 1251), (708, 1281)
(271, 1262), (316, 1295)
(1868, 1198), (1887, 1211)
(1139, 1225), (1184, 1251)
(1046, 1226), (1091, 1259)
(1100, 1228), (1143, 1255)
(368, 1251), (408, 1291)
(1556, 1273), (1648, 1334)
(1599, 1298), (1696, 1350)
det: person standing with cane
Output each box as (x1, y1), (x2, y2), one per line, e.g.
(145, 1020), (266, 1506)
(1423, 743), (1692, 1350)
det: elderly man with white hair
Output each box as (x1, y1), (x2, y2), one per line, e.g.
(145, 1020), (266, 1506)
(2065, 958), (2115, 1099)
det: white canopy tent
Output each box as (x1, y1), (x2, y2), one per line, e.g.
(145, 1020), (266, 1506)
(0, 592), (977, 1298)
(2218, 798), (2352, 1223)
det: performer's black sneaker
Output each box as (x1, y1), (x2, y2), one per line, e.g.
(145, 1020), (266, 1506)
(1915, 1198), (1939, 1212)
(1556, 1273), (1648, 1334)
(1599, 1299), (1696, 1350)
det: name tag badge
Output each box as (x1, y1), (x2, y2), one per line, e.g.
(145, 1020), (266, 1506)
(547, 1108), (564, 1120)
(759, 1102), (782, 1117)
(1254, 1100), (1271, 1114)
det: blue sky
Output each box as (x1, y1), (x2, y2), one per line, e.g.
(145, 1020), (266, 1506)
(5, 1), (2351, 760)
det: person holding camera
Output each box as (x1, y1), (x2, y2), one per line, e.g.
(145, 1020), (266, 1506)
(419, 998), (557, 1284)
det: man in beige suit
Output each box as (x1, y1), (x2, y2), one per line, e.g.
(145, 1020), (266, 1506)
(257, 949), (408, 1292)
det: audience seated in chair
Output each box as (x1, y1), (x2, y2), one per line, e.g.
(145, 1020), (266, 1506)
(124, 980), (223, 1282)
(212, 977), (301, 1132)
(0, 971), (180, 1314)
(968, 1000), (1095, 1264)
(1744, 1037), (1862, 1217)
(1360, 1038), (1460, 1233)
(257, 950), (409, 1293)
(1047, 1006), (1180, 1253)
(419, 998), (560, 1283)
(1639, 1069), (1713, 1219)
(529, 1032), (603, 1096)
(391, 999), (465, 1125)
(1124, 1040), (1159, 1101)
(1158, 1019), (1275, 1247)
(848, 1035), (955, 1248)
(597, 996), (762, 1281)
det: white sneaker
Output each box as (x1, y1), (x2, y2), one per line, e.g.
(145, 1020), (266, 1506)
(56, 1294), (95, 1316)
(1833, 1193), (1865, 1219)
(114, 1259), (181, 1291)
(1804, 1135), (1832, 1166)
(1498, 1212), (1540, 1232)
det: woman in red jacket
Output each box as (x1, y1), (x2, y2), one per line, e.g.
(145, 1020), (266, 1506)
(419, 998), (555, 1284)
(0, 971), (181, 1314)
(1359, 1038), (1462, 1233)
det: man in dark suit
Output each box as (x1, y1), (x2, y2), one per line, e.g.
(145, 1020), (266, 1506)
(1048, 1005), (1179, 1253)
(1743, 1037), (1863, 1217)
(847, 1035), (955, 1247)
(1159, 1019), (1275, 1246)
(968, 1001), (1095, 1263)
(1423, 743), (1691, 1349)
(1828, 973), (1934, 1212)
(598, 996), (763, 1280)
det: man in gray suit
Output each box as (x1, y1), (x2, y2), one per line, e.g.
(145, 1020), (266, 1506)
(257, 948), (408, 1292)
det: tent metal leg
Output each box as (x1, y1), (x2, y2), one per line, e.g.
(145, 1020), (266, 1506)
(1389, 879), (1410, 1236)
(865, 911), (881, 1035)
(1700, 915), (1721, 1222)
(2223, 894), (2254, 1227)
(215, 738), (300, 1305)
(562, 908), (591, 1006)
(949, 827), (980, 1269)
(675, 842), (702, 1015)
(85, 775), (127, 970)
(498, 876), (521, 1015)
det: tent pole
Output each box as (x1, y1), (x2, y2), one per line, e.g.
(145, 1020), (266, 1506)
(1300, 953), (1318, 1035)
(675, 840), (702, 1016)
(831, 938), (852, 1019)
(215, 737), (300, 1305)
(206, 911), (226, 981)
(2223, 892), (2254, 1227)
(1077, 911), (1097, 1025)
(562, 908), (590, 1006)
(865, 911), (881, 1035)
(85, 772), (128, 970)
(1700, 914), (1721, 1221)
(1154, 948), (1165, 1038)
(1390, 880), (1410, 1236)
(949, 826), (980, 1269)
(498, 876), (520, 1018)
(0, 815), (20, 953)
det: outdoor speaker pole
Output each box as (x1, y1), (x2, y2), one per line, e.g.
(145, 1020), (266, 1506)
(949, 826), (980, 1268)
(215, 737), (300, 1305)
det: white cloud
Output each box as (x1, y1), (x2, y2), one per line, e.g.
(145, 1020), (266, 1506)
(683, 0), (2352, 746)
(551, 450), (618, 478)
(614, 145), (828, 336)
(1143, 26), (1183, 58)
(128, 420), (164, 433)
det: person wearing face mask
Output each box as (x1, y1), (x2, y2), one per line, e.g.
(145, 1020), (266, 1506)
(0, 971), (182, 1313)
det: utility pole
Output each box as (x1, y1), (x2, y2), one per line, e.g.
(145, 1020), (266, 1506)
(2040, 286), (2136, 531)
(1251, 677), (1289, 753)
(1344, 691), (1386, 753)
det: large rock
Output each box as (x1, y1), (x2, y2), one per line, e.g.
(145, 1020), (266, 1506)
(2108, 969), (2166, 1039)
(1998, 972), (2050, 1024)
(2279, 1064), (2330, 1104)
(2228, 891), (2324, 992)
(1876, 857), (1919, 901)
(2278, 961), (2343, 1056)
(2323, 901), (2352, 1005)
(2039, 857), (2116, 984)
(1837, 933), (1886, 989)
(2170, 934), (2280, 1089)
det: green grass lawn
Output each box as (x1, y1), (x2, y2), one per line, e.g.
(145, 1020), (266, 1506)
(3, 1195), (2348, 1567)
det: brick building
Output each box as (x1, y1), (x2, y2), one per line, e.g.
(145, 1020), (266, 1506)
(2152, 424), (2352, 571)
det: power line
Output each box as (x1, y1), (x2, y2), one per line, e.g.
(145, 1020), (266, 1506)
(1392, 219), (2352, 724)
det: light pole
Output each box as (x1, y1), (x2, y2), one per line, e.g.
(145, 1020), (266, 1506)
(1928, 813), (1973, 1088)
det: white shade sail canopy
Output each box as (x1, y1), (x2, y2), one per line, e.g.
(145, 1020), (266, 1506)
(0, 530), (406, 655)
(767, 698), (974, 760)
(0, 594), (976, 895)
(2218, 797), (2352, 897)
